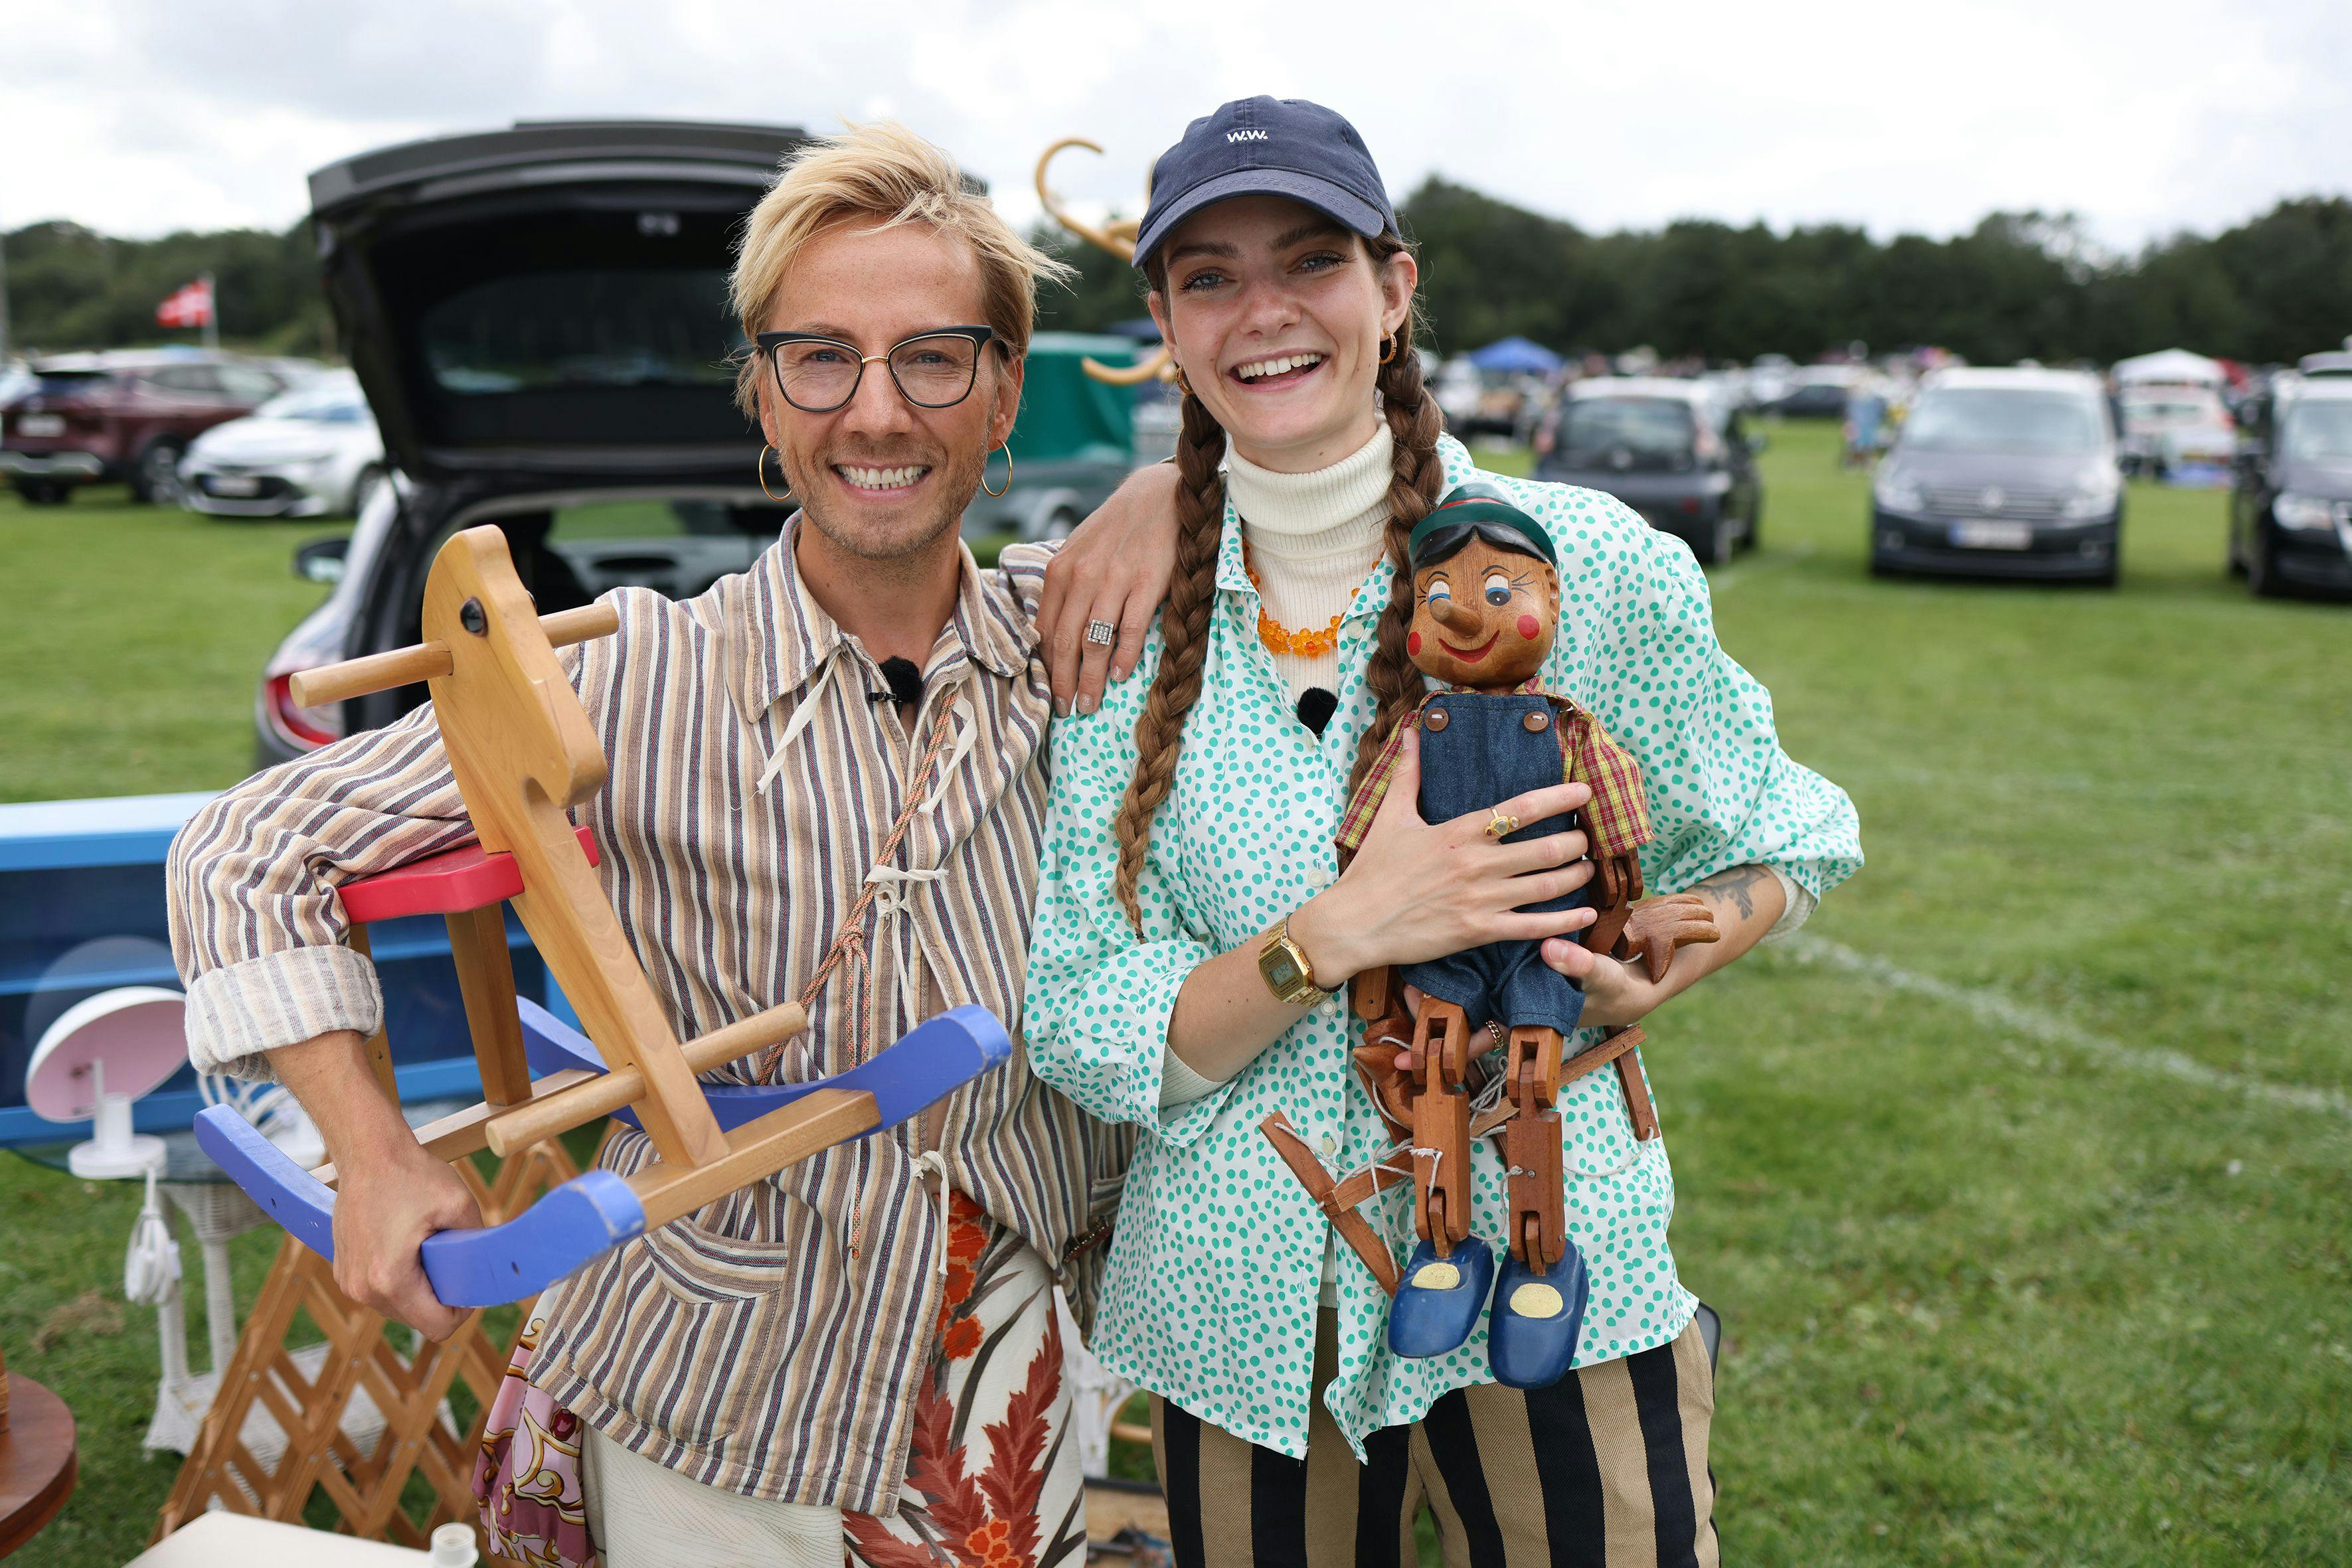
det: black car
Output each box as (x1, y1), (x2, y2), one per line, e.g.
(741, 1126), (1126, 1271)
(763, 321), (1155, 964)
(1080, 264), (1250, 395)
(2227, 372), (2352, 599)
(1869, 368), (2124, 586)
(255, 120), (807, 763)
(1533, 379), (1763, 564)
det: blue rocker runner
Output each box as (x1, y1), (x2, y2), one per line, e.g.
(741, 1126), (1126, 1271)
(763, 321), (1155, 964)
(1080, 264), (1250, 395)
(195, 525), (1010, 1308)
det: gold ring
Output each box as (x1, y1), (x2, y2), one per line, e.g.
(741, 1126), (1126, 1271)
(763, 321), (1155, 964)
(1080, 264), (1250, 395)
(1484, 811), (1519, 840)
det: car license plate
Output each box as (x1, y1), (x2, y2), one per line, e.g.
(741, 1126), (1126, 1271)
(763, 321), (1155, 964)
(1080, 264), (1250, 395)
(209, 476), (262, 496)
(15, 414), (64, 437)
(1951, 520), (2030, 550)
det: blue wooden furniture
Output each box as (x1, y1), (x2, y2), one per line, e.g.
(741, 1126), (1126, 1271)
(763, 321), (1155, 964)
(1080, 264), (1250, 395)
(0, 794), (538, 1149)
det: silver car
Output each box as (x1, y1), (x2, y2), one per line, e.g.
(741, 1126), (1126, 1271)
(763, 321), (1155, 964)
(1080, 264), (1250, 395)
(180, 370), (388, 518)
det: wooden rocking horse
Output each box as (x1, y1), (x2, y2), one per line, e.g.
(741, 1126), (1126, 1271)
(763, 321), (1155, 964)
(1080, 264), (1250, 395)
(195, 525), (1010, 1309)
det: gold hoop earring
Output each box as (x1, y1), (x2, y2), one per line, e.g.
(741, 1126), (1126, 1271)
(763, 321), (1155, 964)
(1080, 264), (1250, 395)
(1172, 364), (1195, 398)
(1380, 333), (1402, 365)
(757, 443), (788, 505)
(981, 443), (1011, 499)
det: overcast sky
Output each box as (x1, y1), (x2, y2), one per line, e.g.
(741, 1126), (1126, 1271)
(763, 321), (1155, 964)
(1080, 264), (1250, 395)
(6, 0), (2345, 254)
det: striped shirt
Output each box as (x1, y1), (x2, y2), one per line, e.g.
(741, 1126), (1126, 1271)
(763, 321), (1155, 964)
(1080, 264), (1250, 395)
(1332, 682), (1652, 862)
(166, 523), (1128, 1512)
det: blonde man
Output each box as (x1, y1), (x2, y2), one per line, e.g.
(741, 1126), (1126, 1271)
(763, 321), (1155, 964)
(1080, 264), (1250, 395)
(169, 123), (1172, 1565)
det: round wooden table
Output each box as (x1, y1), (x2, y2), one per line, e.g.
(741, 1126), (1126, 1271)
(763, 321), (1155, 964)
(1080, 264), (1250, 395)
(0, 1373), (78, 1556)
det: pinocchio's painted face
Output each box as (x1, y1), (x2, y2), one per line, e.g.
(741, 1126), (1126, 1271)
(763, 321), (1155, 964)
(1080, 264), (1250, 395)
(1406, 536), (1559, 690)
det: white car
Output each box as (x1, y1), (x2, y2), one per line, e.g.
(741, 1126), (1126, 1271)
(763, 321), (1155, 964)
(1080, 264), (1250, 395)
(179, 372), (386, 518)
(2118, 385), (2234, 477)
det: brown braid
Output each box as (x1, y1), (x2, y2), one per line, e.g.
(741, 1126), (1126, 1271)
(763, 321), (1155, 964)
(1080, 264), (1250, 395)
(1347, 259), (1445, 797)
(1110, 386), (1228, 929)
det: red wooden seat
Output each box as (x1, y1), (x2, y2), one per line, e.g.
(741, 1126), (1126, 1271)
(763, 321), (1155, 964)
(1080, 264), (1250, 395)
(339, 825), (599, 923)
(332, 824), (596, 1107)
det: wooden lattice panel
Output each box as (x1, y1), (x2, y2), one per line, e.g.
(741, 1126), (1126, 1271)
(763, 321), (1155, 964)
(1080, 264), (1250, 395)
(153, 1138), (578, 1553)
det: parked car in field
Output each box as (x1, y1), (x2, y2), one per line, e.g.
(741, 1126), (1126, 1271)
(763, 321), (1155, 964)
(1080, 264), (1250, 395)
(2118, 384), (2234, 478)
(1742, 353), (1796, 410)
(2226, 371), (2352, 599)
(1533, 377), (1763, 564)
(254, 118), (807, 763)
(1772, 364), (1866, 418)
(1869, 366), (2122, 586)
(180, 370), (388, 518)
(0, 351), (288, 504)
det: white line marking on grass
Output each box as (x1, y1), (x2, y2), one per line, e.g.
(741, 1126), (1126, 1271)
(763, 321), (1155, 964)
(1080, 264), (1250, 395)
(1785, 935), (2352, 1123)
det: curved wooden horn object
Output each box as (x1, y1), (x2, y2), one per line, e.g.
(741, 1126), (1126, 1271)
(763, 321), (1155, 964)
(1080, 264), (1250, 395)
(1035, 137), (1134, 261)
(1035, 137), (1178, 387)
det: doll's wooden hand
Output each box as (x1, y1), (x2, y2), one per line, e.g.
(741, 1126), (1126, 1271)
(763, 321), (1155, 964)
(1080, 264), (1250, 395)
(1617, 892), (1721, 983)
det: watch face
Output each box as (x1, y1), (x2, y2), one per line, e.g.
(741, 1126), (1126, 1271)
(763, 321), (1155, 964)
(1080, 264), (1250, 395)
(1268, 954), (1302, 989)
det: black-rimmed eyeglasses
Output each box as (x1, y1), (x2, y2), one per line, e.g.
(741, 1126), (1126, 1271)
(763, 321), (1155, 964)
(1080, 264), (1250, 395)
(754, 326), (998, 414)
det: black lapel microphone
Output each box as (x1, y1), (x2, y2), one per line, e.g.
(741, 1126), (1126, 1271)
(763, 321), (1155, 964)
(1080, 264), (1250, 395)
(1296, 686), (1338, 738)
(868, 656), (926, 713)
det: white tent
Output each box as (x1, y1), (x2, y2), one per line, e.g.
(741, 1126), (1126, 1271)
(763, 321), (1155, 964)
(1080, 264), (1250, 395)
(2114, 347), (2225, 387)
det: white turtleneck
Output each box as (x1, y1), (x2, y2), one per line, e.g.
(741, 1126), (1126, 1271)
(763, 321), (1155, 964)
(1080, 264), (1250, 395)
(1226, 422), (1395, 701)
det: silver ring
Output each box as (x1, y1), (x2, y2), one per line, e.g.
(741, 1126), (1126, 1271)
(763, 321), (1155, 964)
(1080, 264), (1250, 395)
(1084, 619), (1116, 646)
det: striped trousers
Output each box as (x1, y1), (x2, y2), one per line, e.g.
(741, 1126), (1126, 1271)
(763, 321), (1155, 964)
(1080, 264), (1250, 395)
(1151, 1314), (1718, 1567)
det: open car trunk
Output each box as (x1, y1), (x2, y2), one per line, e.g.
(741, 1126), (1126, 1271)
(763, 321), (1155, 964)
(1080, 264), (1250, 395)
(310, 120), (807, 485)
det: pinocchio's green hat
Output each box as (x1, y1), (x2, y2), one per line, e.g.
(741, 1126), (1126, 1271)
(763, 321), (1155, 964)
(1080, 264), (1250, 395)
(1406, 483), (1557, 572)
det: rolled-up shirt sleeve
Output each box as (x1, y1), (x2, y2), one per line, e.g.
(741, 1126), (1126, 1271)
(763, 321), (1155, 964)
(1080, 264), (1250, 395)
(1578, 499), (1863, 911)
(167, 632), (600, 1081)
(1021, 659), (1226, 1144)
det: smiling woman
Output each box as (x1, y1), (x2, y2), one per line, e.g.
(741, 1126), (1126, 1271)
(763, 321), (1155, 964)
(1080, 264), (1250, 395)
(1021, 95), (1861, 1567)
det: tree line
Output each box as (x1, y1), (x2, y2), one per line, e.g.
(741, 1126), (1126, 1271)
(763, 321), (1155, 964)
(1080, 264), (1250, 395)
(1042, 181), (2352, 369)
(7, 177), (2348, 368)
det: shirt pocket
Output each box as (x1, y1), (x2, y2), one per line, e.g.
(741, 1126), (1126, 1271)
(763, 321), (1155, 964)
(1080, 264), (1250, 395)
(554, 1198), (805, 1445)
(639, 1214), (799, 1307)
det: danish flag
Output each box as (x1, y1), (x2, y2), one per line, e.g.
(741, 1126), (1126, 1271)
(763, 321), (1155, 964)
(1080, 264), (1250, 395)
(156, 277), (214, 329)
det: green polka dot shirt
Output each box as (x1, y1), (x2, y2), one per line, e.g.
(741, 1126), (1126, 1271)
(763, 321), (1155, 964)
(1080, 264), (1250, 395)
(1024, 435), (1862, 1458)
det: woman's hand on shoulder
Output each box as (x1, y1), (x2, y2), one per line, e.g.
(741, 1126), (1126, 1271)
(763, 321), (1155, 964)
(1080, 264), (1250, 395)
(1037, 463), (1184, 716)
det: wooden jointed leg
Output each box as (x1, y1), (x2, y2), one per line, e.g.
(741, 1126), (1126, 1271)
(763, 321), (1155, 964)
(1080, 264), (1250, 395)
(1408, 999), (1473, 1257)
(1503, 1027), (1567, 1273)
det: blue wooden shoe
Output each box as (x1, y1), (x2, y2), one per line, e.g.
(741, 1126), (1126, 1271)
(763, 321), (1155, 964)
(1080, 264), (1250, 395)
(1387, 1235), (1495, 1358)
(1487, 1243), (1590, 1389)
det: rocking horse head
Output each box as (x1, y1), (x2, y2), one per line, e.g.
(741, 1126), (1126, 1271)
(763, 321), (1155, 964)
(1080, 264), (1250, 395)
(420, 525), (610, 832)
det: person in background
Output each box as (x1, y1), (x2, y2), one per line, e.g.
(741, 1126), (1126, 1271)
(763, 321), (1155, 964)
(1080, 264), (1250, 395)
(1024, 96), (1861, 1564)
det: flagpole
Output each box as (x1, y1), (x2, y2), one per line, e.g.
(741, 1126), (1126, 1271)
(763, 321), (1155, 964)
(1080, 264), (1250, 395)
(202, 272), (218, 352)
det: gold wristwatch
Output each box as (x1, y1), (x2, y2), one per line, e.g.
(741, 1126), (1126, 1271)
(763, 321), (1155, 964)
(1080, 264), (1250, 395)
(1258, 914), (1335, 1007)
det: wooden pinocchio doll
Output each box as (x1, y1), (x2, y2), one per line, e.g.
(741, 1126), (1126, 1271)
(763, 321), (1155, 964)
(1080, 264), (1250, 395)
(1325, 482), (1713, 1388)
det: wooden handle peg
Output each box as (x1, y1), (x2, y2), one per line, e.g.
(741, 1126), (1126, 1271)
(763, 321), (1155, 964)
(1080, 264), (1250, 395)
(290, 603), (621, 708)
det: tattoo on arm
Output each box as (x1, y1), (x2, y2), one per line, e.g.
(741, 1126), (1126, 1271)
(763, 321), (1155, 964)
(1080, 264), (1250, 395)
(1695, 863), (1774, 921)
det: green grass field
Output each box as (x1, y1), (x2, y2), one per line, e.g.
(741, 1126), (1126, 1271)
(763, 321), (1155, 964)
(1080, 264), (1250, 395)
(3, 424), (2347, 1563)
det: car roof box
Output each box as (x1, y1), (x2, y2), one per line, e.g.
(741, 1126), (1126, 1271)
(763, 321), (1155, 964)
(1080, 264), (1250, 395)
(309, 120), (807, 484)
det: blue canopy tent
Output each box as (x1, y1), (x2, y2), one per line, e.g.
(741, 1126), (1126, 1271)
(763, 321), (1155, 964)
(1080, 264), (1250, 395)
(1467, 336), (1564, 376)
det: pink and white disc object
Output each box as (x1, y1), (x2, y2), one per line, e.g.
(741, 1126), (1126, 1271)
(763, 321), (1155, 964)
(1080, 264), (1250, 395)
(27, 985), (186, 1178)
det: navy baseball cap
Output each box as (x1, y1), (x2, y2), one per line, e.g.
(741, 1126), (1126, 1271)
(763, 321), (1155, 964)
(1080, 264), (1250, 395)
(1132, 97), (1398, 270)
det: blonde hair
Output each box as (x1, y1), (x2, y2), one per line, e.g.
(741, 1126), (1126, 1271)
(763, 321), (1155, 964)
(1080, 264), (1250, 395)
(730, 120), (1071, 416)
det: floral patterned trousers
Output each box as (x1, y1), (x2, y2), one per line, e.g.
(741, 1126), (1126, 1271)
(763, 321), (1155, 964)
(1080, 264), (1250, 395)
(845, 1190), (1086, 1567)
(477, 1191), (1084, 1568)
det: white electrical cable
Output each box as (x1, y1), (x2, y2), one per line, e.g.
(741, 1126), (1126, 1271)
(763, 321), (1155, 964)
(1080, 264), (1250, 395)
(123, 1162), (183, 1306)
